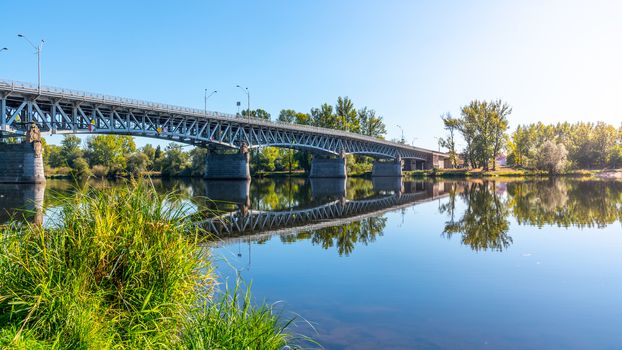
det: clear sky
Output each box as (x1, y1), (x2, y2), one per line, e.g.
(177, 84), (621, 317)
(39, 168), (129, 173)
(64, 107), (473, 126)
(1, 0), (620, 149)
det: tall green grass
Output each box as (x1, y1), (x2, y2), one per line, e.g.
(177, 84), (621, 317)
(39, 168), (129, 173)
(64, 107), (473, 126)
(0, 181), (309, 349)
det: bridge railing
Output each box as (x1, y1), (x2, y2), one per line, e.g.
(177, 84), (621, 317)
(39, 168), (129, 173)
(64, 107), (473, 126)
(0, 78), (446, 156)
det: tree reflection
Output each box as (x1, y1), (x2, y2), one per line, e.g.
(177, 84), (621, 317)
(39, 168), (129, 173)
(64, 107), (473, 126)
(441, 181), (512, 252)
(508, 179), (622, 228)
(441, 178), (622, 252)
(281, 216), (387, 256)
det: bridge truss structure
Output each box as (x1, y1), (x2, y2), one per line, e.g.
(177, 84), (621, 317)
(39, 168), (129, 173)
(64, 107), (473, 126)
(201, 190), (445, 239)
(0, 80), (445, 161)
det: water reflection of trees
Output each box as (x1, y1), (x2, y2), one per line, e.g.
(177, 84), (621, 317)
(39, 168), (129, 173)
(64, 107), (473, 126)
(280, 216), (388, 256)
(441, 181), (512, 252)
(441, 179), (622, 252)
(508, 179), (622, 228)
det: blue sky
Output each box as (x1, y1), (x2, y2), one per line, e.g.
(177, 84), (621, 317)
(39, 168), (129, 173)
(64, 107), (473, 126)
(1, 0), (620, 149)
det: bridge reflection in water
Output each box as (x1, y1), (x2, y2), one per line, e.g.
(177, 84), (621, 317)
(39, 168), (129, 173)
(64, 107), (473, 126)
(0, 183), (45, 225)
(196, 179), (450, 245)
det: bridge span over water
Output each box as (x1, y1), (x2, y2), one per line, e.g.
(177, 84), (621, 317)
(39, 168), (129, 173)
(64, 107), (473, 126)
(0, 80), (448, 182)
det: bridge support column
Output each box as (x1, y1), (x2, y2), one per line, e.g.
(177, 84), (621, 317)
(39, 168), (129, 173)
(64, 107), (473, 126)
(0, 124), (45, 184)
(309, 155), (347, 178)
(204, 145), (251, 180)
(372, 158), (403, 177)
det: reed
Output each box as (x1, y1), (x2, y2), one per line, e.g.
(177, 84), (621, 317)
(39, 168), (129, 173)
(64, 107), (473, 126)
(0, 181), (308, 349)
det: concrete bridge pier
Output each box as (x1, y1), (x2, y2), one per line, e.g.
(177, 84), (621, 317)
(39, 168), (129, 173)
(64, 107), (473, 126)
(309, 154), (347, 178)
(204, 145), (251, 180)
(372, 157), (403, 177)
(0, 124), (46, 184)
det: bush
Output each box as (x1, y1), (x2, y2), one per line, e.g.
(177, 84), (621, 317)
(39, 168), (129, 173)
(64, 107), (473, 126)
(91, 164), (108, 178)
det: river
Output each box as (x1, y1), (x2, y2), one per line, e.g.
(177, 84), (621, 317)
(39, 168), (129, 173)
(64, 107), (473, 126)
(1, 177), (621, 349)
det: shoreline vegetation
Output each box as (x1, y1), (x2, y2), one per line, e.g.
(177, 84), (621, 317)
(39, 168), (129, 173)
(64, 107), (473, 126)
(44, 167), (622, 180)
(0, 182), (312, 349)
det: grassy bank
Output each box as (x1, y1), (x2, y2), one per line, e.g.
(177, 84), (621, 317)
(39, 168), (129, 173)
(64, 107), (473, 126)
(403, 167), (616, 179)
(0, 182), (307, 349)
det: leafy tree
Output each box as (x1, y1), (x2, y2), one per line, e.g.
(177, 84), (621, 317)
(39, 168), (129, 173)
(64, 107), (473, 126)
(439, 112), (459, 168)
(458, 100), (511, 170)
(189, 147), (208, 176)
(71, 157), (91, 178)
(141, 144), (156, 169)
(536, 141), (568, 175)
(126, 152), (149, 177)
(336, 96), (359, 132)
(358, 107), (387, 139)
(241, 109), (271, 120)
(277, 109), (296, 123)
(160, 144), (190, 177)
(85, 135), (136, 175)
(311, 103), (336, 129)
(61, 135), (83, 168)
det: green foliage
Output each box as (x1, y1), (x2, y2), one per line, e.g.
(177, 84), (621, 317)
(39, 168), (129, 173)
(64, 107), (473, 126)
(439, 112), (459, 168)
(458, 100), (511, 170)
(182, 283), (305, 350)
(0, 182), (304, 349)
(85, 135), (136, 175)
(160, 144), (191, 177)
(241, 108), (271, 120)
(508, 121), (622, 170)
(71, 157), (91, 178)
(126, 152), (150, 177)
(61, 135), (83, 168)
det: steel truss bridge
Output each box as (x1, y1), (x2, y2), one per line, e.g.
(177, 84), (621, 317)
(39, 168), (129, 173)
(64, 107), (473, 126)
(200, 188), (448, 241)
(0, 79), (445, 161)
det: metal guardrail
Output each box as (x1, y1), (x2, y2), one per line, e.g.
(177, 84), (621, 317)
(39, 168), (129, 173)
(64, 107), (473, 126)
(0, 78), (447, 156)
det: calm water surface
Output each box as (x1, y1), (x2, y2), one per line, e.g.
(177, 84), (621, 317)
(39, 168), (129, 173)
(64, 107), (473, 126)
(2, 178), (621, 349)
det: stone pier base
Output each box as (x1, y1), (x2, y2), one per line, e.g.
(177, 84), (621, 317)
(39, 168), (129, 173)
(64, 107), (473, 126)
(205, 153), (250, 180)
(0, 142), (45, 183)
(372, 159), (403, 177)
(309, 156), (347, 178)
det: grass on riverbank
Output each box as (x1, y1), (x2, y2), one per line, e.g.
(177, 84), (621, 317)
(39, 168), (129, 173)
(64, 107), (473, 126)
(0, 182), (306, 349)
(403, 167), (611, 179)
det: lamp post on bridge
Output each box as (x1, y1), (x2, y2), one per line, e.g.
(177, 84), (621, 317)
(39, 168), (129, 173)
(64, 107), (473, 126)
(204, 89), (217, 116)
(236, 85), (250, 120)
(17, 34), (44, 94)
(396, 124), (405, 144)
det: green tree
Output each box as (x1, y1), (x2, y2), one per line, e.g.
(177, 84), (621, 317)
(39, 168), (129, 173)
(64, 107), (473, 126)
(241, 108), (271, 120)
(536, 141), (568, 175)
(85, 135), (136, 175)
(160, 144), (190, 177)
(358, 107), (387, 139)
(439, 112), (459, 168)
(336, 96), (359, 132)
(126, 152), (149, 177)
(61, 135), (84, 168)
(277, 109), (296, 123)
(458, 100), (511, 170)
(141, 144), (156, 170)
(311, 103), (336, 129)
(189, 147), (208, 176)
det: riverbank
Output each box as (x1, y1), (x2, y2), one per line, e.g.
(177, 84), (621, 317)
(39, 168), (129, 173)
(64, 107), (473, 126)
(43, 166), (622, 181)
(0, 182), (307, 349)
(403, 167), (622, 179)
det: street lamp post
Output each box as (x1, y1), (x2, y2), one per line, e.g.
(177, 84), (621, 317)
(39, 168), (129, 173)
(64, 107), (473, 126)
(17, 34), (44, 94)
(396, 124), (404, 143)
(236, 85), (250, 119)
(434, 137), (441, 152)
(204, 89), (217, 116)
